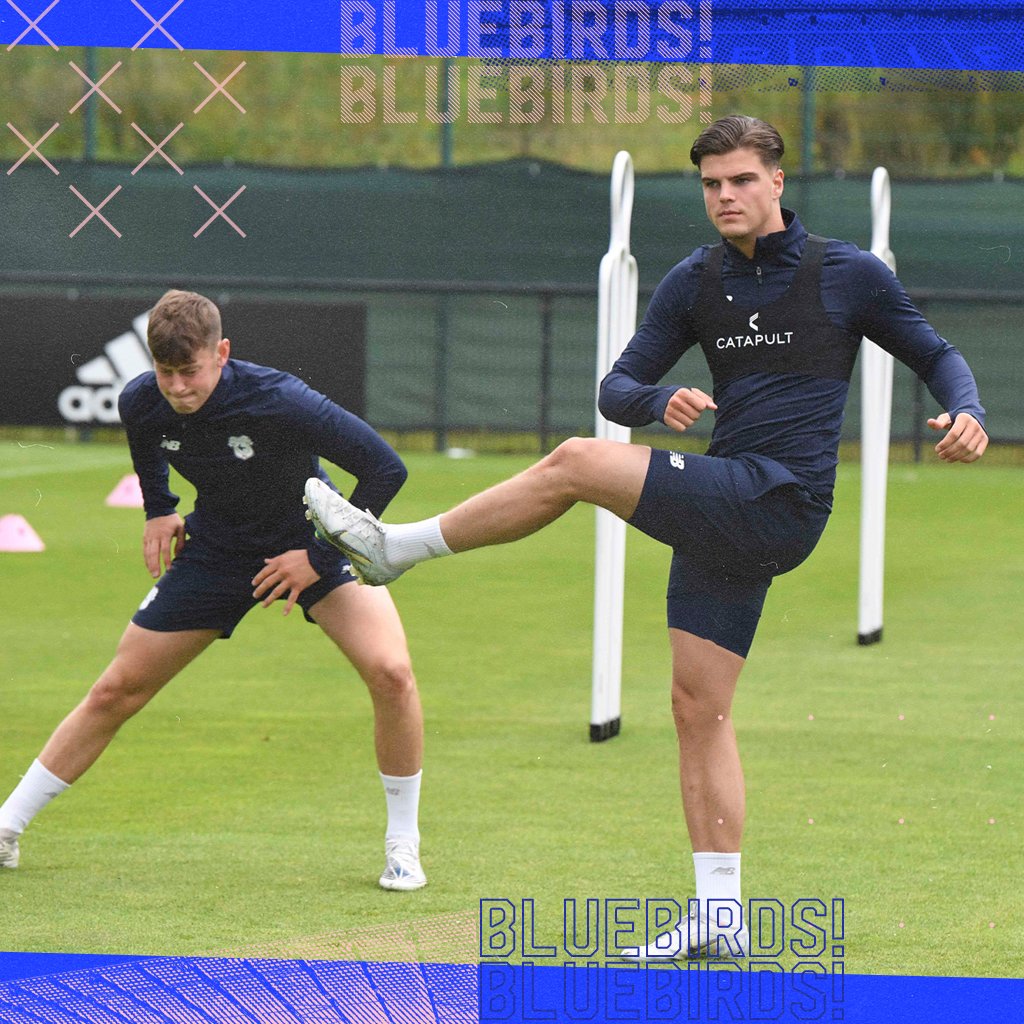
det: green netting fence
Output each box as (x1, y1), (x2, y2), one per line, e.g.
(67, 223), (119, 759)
(2, 161), (1020, 443)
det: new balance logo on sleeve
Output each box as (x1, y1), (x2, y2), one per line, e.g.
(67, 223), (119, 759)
(670, 452), (686, 471)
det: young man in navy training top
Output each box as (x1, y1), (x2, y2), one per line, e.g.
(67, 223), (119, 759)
(0, 289), (428, 891)
(303, 115), (989, 954)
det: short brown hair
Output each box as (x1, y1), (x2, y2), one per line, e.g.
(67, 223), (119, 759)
(147, 290), (222, 365)
(690, 115), (785, 169)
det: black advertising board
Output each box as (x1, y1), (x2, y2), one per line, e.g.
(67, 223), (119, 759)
(1, 293), (367, 426)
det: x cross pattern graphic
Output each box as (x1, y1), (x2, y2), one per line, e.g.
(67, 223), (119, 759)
(5, 0), (192, 57)
(130, 0), (184, 51)
(7, 122), (60, 175)
(130, 121), (185, 175)
(193, 185), (246, 237)
(193, 61), (247, 114)
(9, 0), (248, 241)
(69, 185), (123, 238)
(69, 60), (123, 114)
(63, 184), (249, 240)
(5, 0), (60, 51)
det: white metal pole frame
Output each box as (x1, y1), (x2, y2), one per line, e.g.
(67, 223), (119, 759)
(858, 167), (896, 645)
(591, 151), (638, 741)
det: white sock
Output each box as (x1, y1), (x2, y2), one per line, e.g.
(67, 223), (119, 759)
(693, 851), (742, 914)
(380, 770), (421, 842)
(0, 759), (70, 835)
(383, 516), (452, 570)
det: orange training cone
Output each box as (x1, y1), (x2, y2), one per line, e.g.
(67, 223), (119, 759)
(0, 514), (45, 551)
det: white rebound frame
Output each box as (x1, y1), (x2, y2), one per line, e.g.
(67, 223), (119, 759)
(858, 167), (896, 645)
(591, 151), (638, 741)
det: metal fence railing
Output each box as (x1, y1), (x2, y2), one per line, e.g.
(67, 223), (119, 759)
(4, 273), (1019, 454)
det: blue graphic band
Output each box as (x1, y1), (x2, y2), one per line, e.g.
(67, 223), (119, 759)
(0, 954), (1021, 1022)
(0, 1), (1020, 70)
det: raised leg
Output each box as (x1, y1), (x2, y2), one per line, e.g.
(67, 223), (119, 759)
(440, 437), (651, 551)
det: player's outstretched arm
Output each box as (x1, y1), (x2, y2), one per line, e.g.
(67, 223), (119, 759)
(252, 549), (321, 617)
(142, 513), (186, 578)
(927, 412), (989, 463)
(664, 387), (717, 433)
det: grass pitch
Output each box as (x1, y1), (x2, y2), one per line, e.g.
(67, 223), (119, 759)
(1, 440), (1021, 977)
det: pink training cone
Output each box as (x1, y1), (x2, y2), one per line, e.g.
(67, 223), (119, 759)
(106, 474), (145, 508)
(0, 514), (45, 552)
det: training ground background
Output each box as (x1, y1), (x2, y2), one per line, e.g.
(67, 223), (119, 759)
(0, 441), (1021, 979)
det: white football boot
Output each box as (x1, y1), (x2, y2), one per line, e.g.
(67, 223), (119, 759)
(0, 828), (20, 869)
(379, 838), (427, 891)
(303, 478), (403, 586)
(620, 907), (749, 960)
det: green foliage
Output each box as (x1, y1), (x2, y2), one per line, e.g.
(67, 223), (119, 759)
(2, 50), (1022, 175)
(1, 441), (1021, 977)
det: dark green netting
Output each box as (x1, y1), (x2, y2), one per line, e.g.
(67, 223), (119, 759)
(2, 162), (1019, 439)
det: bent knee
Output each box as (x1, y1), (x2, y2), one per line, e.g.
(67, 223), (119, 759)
(362, 660), (417, 702)
(533, 437), (599, 495)
(84, 672), (153, 720)
(671, 675), (732, 728)
(546, 436), (599, 472)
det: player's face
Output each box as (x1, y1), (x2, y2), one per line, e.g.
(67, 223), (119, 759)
(154, 338), (230, 414)
(699, 148), (785, 257)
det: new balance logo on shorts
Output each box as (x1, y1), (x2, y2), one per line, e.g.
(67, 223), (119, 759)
(670, 452), (686, 471)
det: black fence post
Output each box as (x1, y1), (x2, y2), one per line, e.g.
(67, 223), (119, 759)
(84, 48), (98, 163)
(539, 291), (553, 453)
(434, 293), (450, 453)
(912, 376), (924, 463)
(912, 298), (926, 463)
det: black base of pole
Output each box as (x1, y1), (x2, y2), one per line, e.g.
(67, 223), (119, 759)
(857, 628), (883, 646)
(590, 717), (621, 742)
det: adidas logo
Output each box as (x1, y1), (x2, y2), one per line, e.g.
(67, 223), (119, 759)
(58, 310), (153, 424)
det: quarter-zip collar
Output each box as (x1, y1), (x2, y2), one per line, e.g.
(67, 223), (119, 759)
(721, 208), (807, 267)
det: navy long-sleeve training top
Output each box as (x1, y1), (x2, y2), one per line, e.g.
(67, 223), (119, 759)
(119, 359), (407, 574)
(599, 210), (985, 503)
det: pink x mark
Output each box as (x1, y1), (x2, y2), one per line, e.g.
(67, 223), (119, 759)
(6, 0), (60, 51)
(69, 184), (122, 238)
(193, 61), (246, 114)
(131, 121), (184, 175)
(193, 185), (246, 238)
(130, 0), (184, 51)
(69, 60), (123, 114)
(7, 121), (60, 175)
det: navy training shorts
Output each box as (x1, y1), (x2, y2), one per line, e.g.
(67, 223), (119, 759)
(627, 448), (831, 658)
(131, 537), (357, 638)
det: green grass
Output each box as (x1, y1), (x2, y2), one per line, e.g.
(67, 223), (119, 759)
(4, 51), (1024, 178)
(1, 441), (1022, 978)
